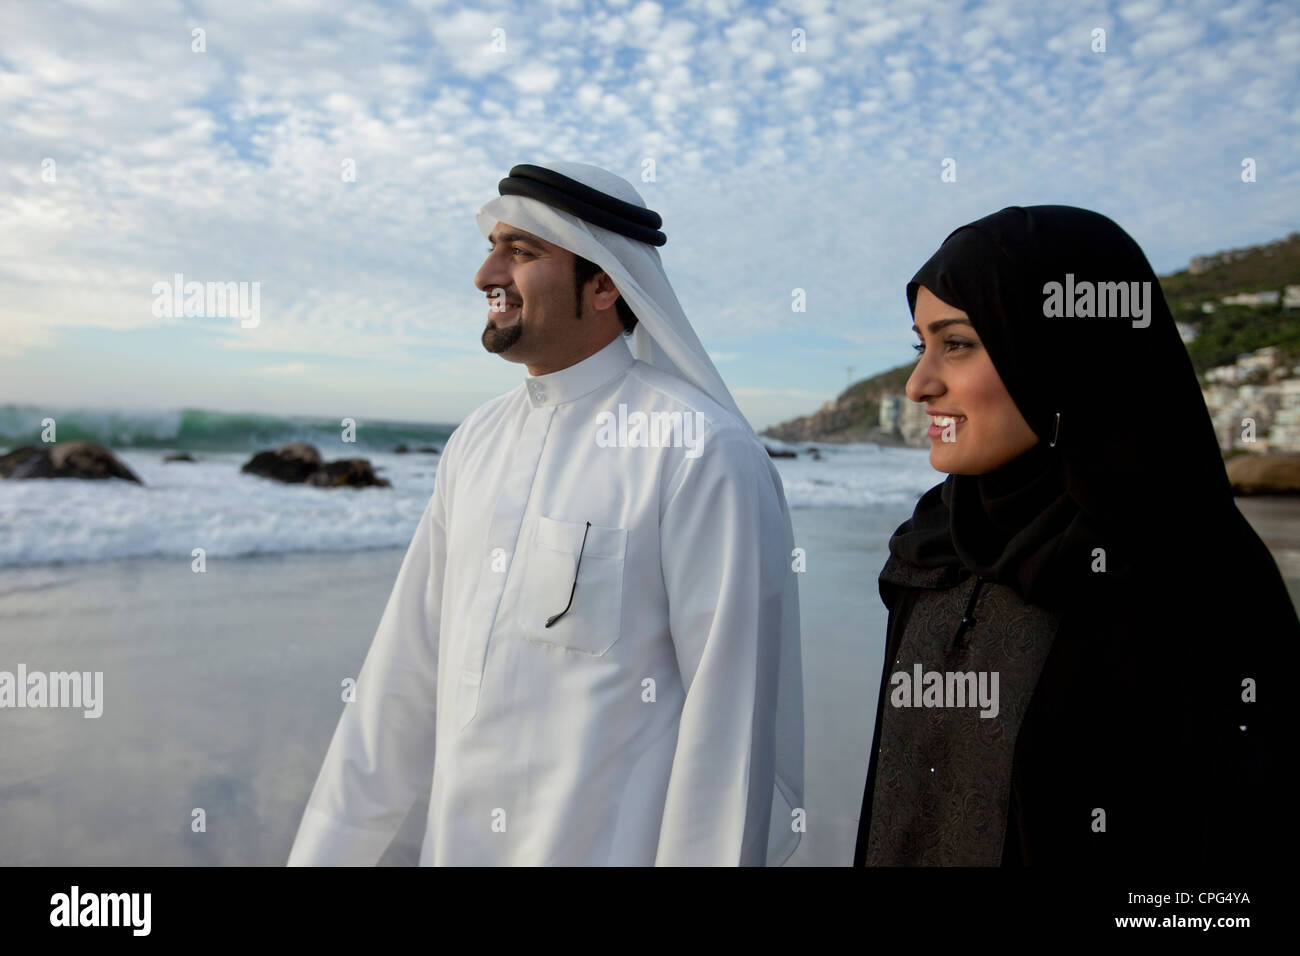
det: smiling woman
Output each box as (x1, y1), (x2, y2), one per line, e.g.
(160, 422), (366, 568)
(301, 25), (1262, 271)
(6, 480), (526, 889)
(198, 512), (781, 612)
(854, 205), (1296, 867)
(907, 287), (1038, 475)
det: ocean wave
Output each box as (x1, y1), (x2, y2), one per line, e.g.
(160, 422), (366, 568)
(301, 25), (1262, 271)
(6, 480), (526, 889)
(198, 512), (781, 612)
(0, 451), (439, 568)
(0, 404), (455, 455)
(0, 444), (940, 568)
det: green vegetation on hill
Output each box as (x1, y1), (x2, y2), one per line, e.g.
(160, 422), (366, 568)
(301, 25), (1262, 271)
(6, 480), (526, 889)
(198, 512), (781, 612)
(1179, 304), (1300, 375)
(1159, 233), (1300, 310)
(1159, 231), (1300, 375)
(841, 362), (914, 404)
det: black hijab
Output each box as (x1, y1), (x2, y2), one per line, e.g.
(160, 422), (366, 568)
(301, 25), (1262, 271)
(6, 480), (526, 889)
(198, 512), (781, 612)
(871, 206), (1292, 867)
(884, 205), (1291, 619)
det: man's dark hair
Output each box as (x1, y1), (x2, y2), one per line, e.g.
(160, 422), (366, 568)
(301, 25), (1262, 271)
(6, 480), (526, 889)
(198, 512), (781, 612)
(573, 255), (637, 334)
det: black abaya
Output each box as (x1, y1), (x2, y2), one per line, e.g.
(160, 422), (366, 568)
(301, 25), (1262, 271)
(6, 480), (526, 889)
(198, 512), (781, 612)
(855, 206), (1294, 866)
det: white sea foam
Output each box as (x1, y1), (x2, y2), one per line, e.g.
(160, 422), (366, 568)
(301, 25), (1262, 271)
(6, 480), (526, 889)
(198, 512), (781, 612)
(0, 451), (437, 568)
(771, 441), (940, 509)
(0, 444), (940, 567)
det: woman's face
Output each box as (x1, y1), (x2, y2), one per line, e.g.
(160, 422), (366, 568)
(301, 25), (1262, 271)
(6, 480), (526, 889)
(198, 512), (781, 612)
(906, 285), (1039, 475)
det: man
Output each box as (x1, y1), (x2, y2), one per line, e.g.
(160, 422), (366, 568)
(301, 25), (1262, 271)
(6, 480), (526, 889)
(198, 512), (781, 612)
(287, 162), (803, 866)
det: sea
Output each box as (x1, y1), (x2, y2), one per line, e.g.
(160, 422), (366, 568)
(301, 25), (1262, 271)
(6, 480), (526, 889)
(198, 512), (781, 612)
(2, 406), (1294, 865)
(0, 403), (941, 866)
(0, 403), (941, 568)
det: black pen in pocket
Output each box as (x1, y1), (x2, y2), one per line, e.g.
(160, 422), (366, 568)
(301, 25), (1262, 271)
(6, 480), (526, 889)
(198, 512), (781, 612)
(545, 521), (591, 628)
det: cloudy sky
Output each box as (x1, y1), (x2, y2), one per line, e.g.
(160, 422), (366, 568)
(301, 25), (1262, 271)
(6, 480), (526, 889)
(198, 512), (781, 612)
(1, 0), (1297, 430)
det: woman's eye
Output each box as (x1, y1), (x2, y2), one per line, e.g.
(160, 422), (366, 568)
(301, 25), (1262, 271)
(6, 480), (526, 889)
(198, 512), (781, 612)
(913, 338), (973, 356)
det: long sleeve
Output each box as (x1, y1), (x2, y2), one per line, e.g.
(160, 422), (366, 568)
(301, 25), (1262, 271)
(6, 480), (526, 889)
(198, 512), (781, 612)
(654, 429), (801, 866)
(287, 460), (448, 866)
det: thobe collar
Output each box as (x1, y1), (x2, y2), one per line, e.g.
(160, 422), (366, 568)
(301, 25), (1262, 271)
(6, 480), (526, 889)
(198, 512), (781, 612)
(524, 334), (635, 408)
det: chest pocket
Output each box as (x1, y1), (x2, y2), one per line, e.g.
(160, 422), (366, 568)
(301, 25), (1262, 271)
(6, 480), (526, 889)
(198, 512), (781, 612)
(519, 515), (627, 656)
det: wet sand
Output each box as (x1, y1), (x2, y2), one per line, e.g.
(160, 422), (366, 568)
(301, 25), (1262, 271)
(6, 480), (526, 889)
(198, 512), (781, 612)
(0, 506), (901, 866)
(1236, 496), (1300, 605)
(1, 497), (1294, 866)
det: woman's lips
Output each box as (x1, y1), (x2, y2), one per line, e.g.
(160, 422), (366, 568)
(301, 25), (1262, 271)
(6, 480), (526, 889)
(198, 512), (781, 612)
(927, 415), (966, 441)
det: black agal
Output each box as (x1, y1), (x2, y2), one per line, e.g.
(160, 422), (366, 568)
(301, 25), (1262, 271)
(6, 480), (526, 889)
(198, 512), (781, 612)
(497, 164), (667, 246)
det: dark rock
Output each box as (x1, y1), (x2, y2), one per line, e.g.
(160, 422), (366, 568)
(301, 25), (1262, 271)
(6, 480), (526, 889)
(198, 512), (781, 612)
(0, 447), (45, 478)
(241, 443), (323, 483)
(164, 453), (197, 462)
(417, 446), (441, 454)
(0, 441), (143, 483)
(806, 447), (822, 460)
(393, 444), (410, 454)
(305, 458), (391, 488)
(242, 442), (388, 488)
(278, 442), (322, 465)
(765, 445), (797, 458)
(1227, 453), (1300, 495)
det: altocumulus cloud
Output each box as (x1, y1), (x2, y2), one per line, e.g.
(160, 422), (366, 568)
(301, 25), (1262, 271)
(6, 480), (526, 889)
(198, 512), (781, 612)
(0, 0), (1296, 428)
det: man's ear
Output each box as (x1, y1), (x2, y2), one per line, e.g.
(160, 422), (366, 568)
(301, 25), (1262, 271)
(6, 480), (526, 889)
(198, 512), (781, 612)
(591, 272), (622, 311)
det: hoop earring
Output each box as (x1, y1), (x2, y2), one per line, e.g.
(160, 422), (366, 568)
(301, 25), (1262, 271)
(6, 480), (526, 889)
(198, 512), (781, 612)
(1049, 412), (1061, 448)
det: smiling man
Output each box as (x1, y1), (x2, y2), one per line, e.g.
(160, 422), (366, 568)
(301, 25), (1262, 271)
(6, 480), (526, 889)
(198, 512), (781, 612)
(288, 162), (803, 866)
(477, 224), (634, 371)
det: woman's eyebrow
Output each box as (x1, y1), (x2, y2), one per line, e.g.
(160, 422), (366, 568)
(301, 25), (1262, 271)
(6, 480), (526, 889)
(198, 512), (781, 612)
(911, 317), (973, 335)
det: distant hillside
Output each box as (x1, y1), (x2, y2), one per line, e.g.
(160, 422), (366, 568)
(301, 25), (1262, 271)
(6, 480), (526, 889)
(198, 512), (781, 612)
(765, 230), (1300, 443)
(1161, 232), (1300, 309)
(1163, 231), (1300, 374)
(763, 362), (915, 444)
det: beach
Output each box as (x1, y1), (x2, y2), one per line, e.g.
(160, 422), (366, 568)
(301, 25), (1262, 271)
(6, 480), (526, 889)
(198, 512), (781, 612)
(2, 441), (1297, 866)
(0, 504), (906, 866)
(1235, 497), (1300, 608)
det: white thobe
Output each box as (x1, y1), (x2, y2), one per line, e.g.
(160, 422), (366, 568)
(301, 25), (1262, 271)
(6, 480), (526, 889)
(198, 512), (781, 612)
(288, 333), (802, 866)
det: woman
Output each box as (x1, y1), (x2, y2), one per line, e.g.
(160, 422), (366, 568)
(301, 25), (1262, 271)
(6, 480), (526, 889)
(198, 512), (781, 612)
(854, 205), (1294, 866)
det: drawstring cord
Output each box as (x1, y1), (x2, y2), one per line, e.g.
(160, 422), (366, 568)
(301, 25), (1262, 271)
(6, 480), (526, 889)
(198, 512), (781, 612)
(954, 576), (984, 645)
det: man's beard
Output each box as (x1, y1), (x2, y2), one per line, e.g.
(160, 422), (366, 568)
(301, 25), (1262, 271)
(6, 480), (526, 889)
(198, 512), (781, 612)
(481, 312), (524, 354)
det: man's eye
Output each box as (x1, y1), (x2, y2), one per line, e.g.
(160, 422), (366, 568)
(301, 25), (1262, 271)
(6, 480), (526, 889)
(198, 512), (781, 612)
(511, 247), (532, 257)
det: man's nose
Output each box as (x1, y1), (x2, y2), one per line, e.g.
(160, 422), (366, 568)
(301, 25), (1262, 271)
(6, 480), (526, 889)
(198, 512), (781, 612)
(474, 250), (508, 293)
